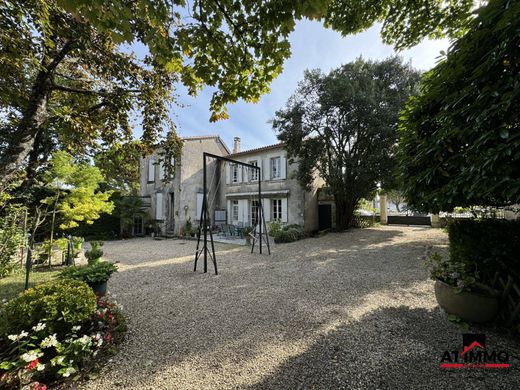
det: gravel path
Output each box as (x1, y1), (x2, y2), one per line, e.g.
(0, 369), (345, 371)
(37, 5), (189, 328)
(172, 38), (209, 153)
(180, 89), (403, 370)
(81, 227), (519, 389)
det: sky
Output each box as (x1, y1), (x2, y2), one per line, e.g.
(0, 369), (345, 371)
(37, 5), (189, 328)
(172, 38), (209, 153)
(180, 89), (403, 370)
(143, 20), (450, 152)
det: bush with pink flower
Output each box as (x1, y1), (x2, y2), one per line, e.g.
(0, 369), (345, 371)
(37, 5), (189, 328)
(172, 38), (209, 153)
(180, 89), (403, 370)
(0, 280), (126, 389)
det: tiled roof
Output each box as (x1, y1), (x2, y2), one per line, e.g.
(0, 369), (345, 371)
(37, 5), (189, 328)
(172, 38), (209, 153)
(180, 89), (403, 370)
(228, 143), (284, 157)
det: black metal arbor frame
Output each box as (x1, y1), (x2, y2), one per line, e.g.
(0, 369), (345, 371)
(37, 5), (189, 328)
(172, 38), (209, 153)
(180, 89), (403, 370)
(194, 152), (271, 275)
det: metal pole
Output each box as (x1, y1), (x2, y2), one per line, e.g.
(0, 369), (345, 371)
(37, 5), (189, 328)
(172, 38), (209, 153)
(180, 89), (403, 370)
(203, 153), (208, 273)
(259, 175), (262, 254)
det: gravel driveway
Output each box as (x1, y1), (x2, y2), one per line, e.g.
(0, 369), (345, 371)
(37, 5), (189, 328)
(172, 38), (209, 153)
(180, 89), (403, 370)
(82, 226), (519, 389)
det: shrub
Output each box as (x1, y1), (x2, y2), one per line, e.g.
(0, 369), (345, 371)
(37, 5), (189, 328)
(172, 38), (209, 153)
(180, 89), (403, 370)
(0, 279), (96, 337)
(448, 219), (520, 279)
(59, 261), (118, 286)
(268, 220), (282, 236)
(274, 228), (298, 243)
(0, 294), (126, 388)
(282, 224), (305, 239)
(85, 241), (104, 264)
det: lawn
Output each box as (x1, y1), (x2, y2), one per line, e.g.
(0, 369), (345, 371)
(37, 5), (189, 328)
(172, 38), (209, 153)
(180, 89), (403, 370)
(0, 267), (62, 301)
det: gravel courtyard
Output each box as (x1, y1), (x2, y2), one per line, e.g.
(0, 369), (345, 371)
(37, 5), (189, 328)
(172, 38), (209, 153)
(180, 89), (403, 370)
(82, 226), (519, 389)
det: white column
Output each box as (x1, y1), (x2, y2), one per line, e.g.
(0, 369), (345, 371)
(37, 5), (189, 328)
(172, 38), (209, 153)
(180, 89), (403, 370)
(380, 194), (388, 225)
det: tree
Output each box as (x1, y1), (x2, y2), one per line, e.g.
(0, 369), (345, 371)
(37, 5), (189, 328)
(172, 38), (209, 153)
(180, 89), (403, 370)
(274, 57), (420, 230)
(386, 189), (406, 213)
(397, 0), (519, 213)
(0, 0), (476, 188)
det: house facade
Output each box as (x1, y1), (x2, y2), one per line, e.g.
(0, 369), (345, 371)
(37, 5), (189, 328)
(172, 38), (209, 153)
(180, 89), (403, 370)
(138, 135), (321, 236)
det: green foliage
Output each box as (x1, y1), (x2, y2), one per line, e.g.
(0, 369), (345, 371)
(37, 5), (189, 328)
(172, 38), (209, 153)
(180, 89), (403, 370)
(425, 251), (477, 293)
(94, 141), (144, 193)
(84, 241), (104, 265)
(275, 57), (420, 230)
(273, 224), (305, 243)
(398, 0), (520, 212)
(448, 219), (520, 279)
(0, 279), (96, 337)
(0, 295), (126, 388)
(42, 151), (114, 230)
(268, 220), (283, 237)
(59, 261), (118, 285)
(0, 204), (25, 277)
(0, 0), (476, 187)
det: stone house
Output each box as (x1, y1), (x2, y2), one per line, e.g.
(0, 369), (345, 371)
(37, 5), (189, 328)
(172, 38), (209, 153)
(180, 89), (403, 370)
(137, 135), (321, 236)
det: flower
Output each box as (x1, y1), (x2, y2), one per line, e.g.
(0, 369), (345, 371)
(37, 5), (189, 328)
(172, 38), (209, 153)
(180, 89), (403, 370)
(21, 350), (42, 363)
(27, 382), (47, 390)
(36, 363), (45, 371)
(26, 358), (39, 370)
(40, 334), (59, 349)
(60, 367), (76, 378)
(72, 325), (81, 332)
(19, 331), (29, 338)
(32, 323), (46, 332)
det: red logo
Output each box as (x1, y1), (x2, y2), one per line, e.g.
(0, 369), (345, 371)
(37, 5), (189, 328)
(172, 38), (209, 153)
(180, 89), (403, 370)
(439, 334), (510, 369)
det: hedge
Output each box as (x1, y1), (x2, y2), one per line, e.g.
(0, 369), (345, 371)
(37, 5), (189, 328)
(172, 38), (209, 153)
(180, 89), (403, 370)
(448, 219), (520, 279)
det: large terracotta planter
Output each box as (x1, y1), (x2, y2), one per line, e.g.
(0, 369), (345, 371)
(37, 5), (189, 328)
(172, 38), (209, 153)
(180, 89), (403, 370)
(434, 279), (499, 323)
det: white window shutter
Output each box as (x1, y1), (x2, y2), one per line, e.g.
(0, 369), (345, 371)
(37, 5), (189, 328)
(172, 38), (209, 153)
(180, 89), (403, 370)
(159, 160), (166, 180)
(262, 198), (270, 222)
(155, 192), (163, 220)
(148, 158), (155, 182)
(226, 164), (230, 184)
(237, 165), (242, 183)
(262, 158), (267, 180)
(196, 193), (204, 220)
(280, 157), (287, 179)
(226, 200), (231, 223)
(281, 198), (288, 223)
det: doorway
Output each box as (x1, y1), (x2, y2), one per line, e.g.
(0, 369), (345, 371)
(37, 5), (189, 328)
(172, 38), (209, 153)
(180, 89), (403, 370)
(318, 204), (332, 230)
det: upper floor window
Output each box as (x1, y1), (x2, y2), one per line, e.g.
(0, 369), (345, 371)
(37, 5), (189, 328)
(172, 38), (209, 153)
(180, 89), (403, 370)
(271, 157), (281, 179)
(249, 160), (258, 181)
(232, 164), (239, 183)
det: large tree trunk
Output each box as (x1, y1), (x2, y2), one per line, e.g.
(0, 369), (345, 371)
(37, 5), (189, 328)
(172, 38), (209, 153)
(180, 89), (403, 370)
(0, 72), (51, 187)
(334, 196), (358, 231)
(0, 39), (74, 189)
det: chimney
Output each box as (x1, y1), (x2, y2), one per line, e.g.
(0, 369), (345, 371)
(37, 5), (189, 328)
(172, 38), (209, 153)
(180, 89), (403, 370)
(233, 137), (240, 153)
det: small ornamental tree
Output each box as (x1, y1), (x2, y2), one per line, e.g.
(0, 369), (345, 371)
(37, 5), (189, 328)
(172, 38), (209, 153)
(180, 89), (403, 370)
(274, 57), (420, 230)
(397, 0), (520, 212)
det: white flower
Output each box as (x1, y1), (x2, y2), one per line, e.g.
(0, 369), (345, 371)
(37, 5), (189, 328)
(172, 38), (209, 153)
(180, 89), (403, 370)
(72, 325), (81, 332)
(61, 367), (76, 378)
(40, 334), (59, 348)
(21, 350), (42, 362)
(32, 323), (46, 332)
(19, 331), (28, 338)
(37, 363), (45, 371)
(7, 334), (18, 341)
(96, 337), (103, 347)
(76, 335), (91, 346)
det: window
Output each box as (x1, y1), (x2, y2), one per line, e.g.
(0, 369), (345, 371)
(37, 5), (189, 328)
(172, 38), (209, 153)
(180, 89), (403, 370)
(249, 160), (258, 181)
(271, 157), (281, 179)
(232, 200), (239, 221)
(232, 164), (239, 183)
(250, 200), (259, 226)
(148, 158), (155, 183)
(272, 199), (282, 221)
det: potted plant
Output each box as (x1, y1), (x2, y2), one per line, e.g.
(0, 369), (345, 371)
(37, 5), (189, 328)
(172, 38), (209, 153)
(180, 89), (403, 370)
(85, 240), (104, 264)
(425, 251), (499, 323)
(59, 261), (118, 296)
(243, 226), (254, 245)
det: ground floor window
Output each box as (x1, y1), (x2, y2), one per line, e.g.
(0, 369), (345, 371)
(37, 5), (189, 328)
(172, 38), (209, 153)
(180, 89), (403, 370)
(133, 215), (143, 236)
(251, 200), (259, 226)
(232, 200), (239, 221)
(272, 199), (282, 221)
